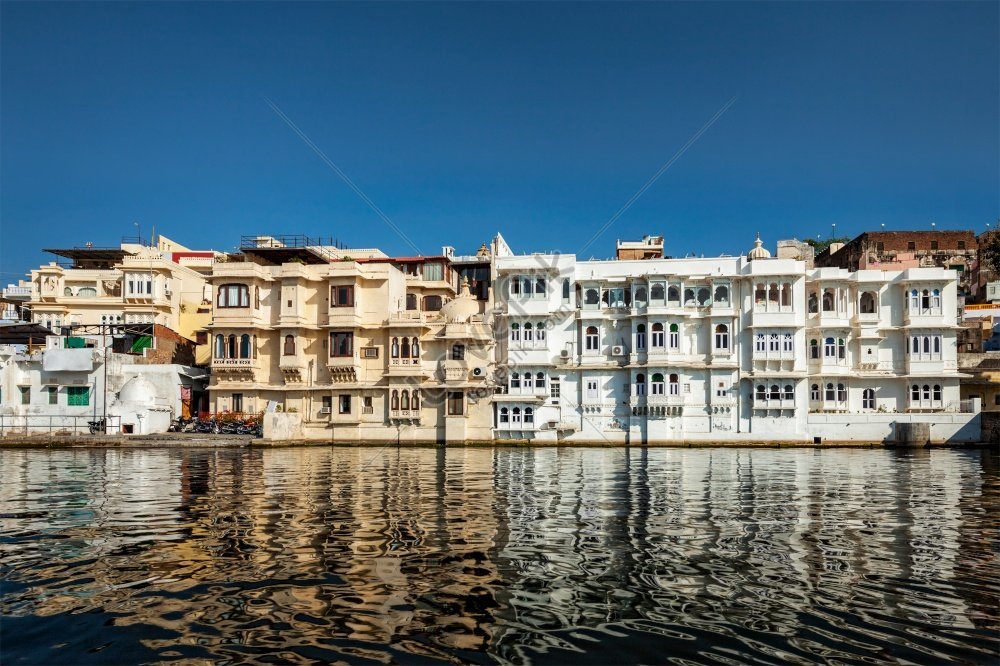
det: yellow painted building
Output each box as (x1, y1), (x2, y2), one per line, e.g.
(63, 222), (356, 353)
(207, 235), (505, 443)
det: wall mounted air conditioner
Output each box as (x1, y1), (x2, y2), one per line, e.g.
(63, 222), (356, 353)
(611, 345), (625, 356)
(472, 367), (485, 377)
(559, 349), (571, 359)
(318, 407), (331, 415)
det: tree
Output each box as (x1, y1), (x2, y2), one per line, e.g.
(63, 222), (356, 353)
(981, 229), (1000, 276)
(805, 237), (851, 254)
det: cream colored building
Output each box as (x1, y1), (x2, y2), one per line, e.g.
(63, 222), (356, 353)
(25, 236), (216, 358)
(208, 235), (508, 443)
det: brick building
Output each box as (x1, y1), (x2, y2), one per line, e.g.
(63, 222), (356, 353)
(815, 231), (978, 292)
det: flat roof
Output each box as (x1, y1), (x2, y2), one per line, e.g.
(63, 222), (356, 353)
(43, 247), (133, 264)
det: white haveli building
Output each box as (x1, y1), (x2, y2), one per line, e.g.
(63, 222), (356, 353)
(493, 235), (980, 445)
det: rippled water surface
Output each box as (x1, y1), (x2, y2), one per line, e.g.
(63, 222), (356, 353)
(1, 447), (998, 665)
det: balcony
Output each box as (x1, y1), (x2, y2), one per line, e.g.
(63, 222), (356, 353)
(211, 357), (259, 373)
(327, 307), (362, 328)
(387, 357), (428, 377)
(441, 359), (468, 382)
(327, 356), (361, 381)
(389, 409), (421, 422)
(752, 398), (796, 411)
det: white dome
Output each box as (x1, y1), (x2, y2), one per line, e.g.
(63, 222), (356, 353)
(747, 233), (772, 260)
(118, 376), (157, 405)
(439, 277), (482, 322)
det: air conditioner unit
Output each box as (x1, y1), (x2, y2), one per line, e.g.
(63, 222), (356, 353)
(472, 367), (485, 377)
(165, 290), (173, 298)
(559, 349), (571, 359)
(318, 407), (331, 416)
(611, 345), (625, 356)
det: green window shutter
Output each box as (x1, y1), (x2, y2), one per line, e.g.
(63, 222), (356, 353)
(65, 337), (87, 348)
(67, 387), (90, 406)
(130, 336), (153, 354)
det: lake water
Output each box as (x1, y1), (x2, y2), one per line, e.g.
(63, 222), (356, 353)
(1, 446), (997, 665)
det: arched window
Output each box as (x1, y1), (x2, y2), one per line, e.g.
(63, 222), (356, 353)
(756, 384), (766, 401)
(391, 337), (400, 358)
(714, 285), (729, 304)
(862, 388), (875, 410)
(405, 294), (418, 311)
(824, 337), (836, 358)
(536, 372), (545, 389)
(837, 383), (847, 402)
(411, 391), (420, 410)
(859, 291), (876, 314)
(227, 334), (237, 359)
(683, 288), (695, 305)
(922, 336), (930, 354)
(391, 390), (399, 411)
(783, 384), (794, 401)
(510, 322), (520, 343)
(768, 283), (779, 305)
(921, 289), (930, 310)
(697, 287), (711, 306)
(668, 323), (679, 350)
(822, 289), (835, 312)
(668, 373), (680, 395)
(254, 286), (260, 309)
(511, 407), (522, 425)
(410, 337), (419, 358)
(524, 407), (534, 424)
(837, 338), (846, 360)
(783, 333), (794, 353)
(714, 324), (729, 350)
(401, 337), (411, 358)
(665, 285), (678, 303)
(401, 390), (410, 410)
(523, 322), (533, 342)
(909, 288), (919, 311)
(651, 284), (665, 302)
(283, 334), (295, 356)
(240, 334), (251, 359)
(911, 384), (920, 401)
(64, 287), (73, 296)
(79, 287), (97, 297)
(636, 324), (646, 350)
(931, 289), (941, 310)
(810, 339), (819, 359)
(499, 407), (509, 424)
(825, 383), (835, 401)
(756, 333), (767, 353)
(769, 333), (780, 352)
(585, 326), (599, 351)
(651, 373), (664, 395)
(535, 278), (546, 295)
(810, 384), (820, 401)
(922, 384), (931, 401)
(933, 385), (941, 402)
(510, 372), (520, 389)
(651, 323), (664, 348)
(585, 289), (599, 305)
(781, 283), (792, 307)
(769, 384), (781, 401)
(911, 336), (920, 354)
(215, 334), (225, 359)
(634, 286), (648, 306)
(635, 374), (647, 396)
(808, 293), (819, 313)
(755, 284), (767, 306)
(562, 280), (571, 301)
(523, 372), (534, 389)
(933, 336), (941, 354)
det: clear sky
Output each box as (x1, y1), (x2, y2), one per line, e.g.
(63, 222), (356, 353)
(1, 1), (997, 280)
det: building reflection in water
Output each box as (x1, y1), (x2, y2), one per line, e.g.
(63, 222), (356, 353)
(0, 447), (997, 665)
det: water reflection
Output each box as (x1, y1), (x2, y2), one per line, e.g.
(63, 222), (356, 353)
(1, 447), (997, 664)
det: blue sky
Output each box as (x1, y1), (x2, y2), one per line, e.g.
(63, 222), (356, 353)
(1, 2), (997, 279)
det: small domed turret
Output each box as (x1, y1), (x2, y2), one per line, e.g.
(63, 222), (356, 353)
(439, 277), (481, 322)
(747, 233), (772, 260)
